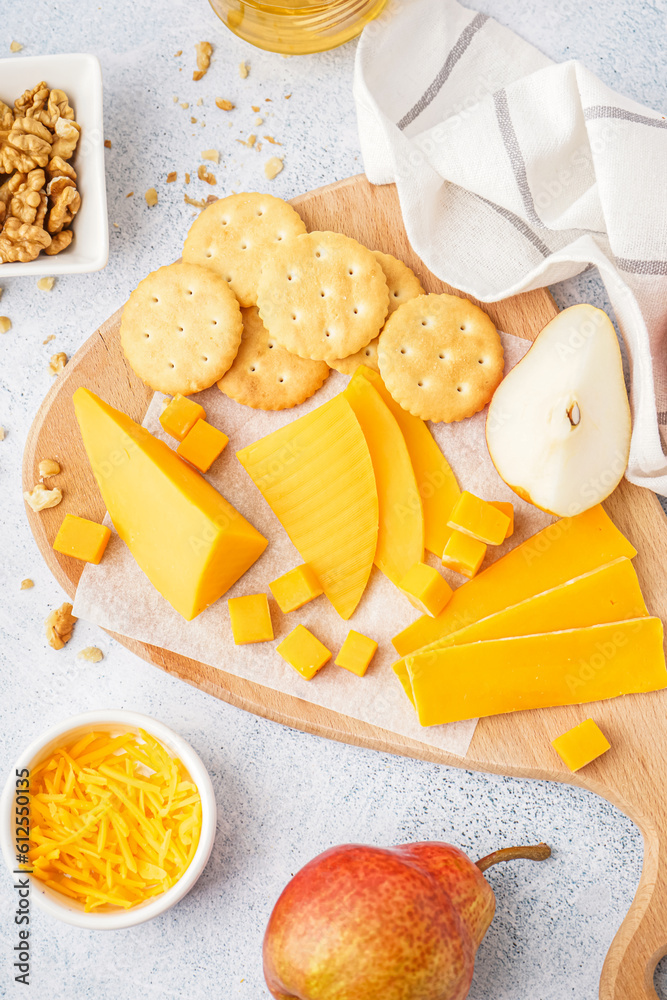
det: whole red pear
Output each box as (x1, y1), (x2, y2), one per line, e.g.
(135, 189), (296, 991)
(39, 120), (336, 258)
(263, 840), (550, 1000)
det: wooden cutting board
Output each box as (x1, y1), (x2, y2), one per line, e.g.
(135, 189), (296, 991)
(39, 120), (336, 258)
(24, 175), (667, 999)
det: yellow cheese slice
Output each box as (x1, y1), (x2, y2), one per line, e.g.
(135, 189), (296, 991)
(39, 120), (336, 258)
(407, 617), (666, 727)
(344, 369), (424, 585)
(393, 557), (647, 704)
(73, 388), (267, 621)
(392, 506), (636, 657)
(237, 394), (378, 620)
(354, 366), (460, 556)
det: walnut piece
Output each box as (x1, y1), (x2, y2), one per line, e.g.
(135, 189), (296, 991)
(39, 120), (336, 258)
(145, 187), (158, 206)
(264, 156), (284, 180)
(0, 218), (51, 262)
(0, 118), (53, 173)
(50, 117), (80, 161)
(44, 229), (73, 255)
(49, 351), (68, 374)
(10, 168), (45, 224)
(14, 82), (49, 119)
(37, 275), (55, 291)
(46, 155), (77, 182)
(24, 482), (63, 511)
(45, 602), (77, 650)
(0, 316), (11, 333)
(0, 100), (13, 129)
(78, 646), (104, 663)
(215, 99), (234, 111)
(193, 42), (213, 81)
(20, 579), (34, 590)
(39, 458), (60, 476)
(197, 165), (216, 185)
(46, 176), (80, 233)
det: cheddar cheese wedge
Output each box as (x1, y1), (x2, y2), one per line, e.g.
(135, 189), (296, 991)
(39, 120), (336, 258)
(73, 388), (267, 621)
(393, 557), (647, 704)
(237, 394), (378, 620)
(354, 366), (460, 557)
(344, 369), (424, 585)
(407, 617), (666, 727)
(393, 506), (636, 657)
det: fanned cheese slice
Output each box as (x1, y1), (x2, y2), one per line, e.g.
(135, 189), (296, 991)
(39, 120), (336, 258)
(344, 368), (424, 586)
(354, 366), (460, 556)
(393, 557), (647, 704)
(407, 618), (666, 727)
(237, 395), (378, 620)
(393, 505), (636, 657)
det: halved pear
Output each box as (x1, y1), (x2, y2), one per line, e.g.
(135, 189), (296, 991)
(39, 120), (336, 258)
(486, 304), (631, 516)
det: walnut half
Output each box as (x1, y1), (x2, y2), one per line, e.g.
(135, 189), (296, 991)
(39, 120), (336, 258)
(0, 218), (51, 263)
(45, 602), (77, 650)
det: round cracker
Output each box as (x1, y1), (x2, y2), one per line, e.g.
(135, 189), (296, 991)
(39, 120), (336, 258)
(378, 293), (504, 422)
(329, 252), (424, 374)
(218, 306), (329, 410)
(182, 192), (307, 307)
(120, 262), (243, 396)
(256, 231), (389, 363)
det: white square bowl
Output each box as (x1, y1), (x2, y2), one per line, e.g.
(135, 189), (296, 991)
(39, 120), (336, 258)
(0, 53), (108, 276)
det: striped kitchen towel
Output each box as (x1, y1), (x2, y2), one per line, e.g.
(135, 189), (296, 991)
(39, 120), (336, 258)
(354, 0), (667, 496)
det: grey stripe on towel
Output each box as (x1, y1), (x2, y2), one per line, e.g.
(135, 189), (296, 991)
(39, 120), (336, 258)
(584, 106), (667, 129)
(616, 257), (667, 276)
(493, 89), (544, 230)
(397, 13), (489, 130)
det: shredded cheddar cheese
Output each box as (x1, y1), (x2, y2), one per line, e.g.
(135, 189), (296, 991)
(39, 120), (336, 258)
(28, 729), (202, 911)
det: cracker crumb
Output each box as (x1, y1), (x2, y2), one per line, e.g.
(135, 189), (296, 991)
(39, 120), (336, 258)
(49, 352), (68, 375)
(104, 139), (112, 149)
(264, 135), (281, 145)
(264, 156), (284, 180)
(24, 482), (63, 512)
(167, 171), (177, 183)
(251, 105), (260, 112)
(145, 187), (158, 207)
(174, 50), (183, 57)
(193, 41), (213, 81)
(196, 97), (203, 106)
(43, 334), (55, 344)
(190, 116), (198, 124)
(237, 134), (256, 148)
(285, 93), (292, 99)
(78, 646), (104, 663)
(180, 102), (189, 109)
(0, 317), (11, 334)
(39, 459), (61, 477)
(10, 41), (23, 52)
(126, 191), (134, 197)
(0, 287), (3, 299)
(255, 116), (263, 126)
(201, 149), (219, 163)
(239, 61), (249, 79)
(265, 97), (272, 102)
(197, 165), (217, 185)
(0, 426), (4, 440)
(173, 95), (179, 103)
(45, 602), (77, 650)
(216, 98), (234, 111)
(184, 194), (208, 209)
(113, 222), (120, 228)
(185, 172), (191, 184)
(20, 579), (34, 590)
(37, 276), (55, 291)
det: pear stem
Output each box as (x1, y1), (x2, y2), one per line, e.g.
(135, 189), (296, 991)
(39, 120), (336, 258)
(475, 843), (551, 873)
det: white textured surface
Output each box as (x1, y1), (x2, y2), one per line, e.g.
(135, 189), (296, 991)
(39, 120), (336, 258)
(0, 1), (666, 997)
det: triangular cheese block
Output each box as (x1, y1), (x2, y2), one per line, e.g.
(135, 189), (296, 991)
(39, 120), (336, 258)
(344, 368), (424, 586)
(237, 394), (378, 620)
(73, 388), (267, 621)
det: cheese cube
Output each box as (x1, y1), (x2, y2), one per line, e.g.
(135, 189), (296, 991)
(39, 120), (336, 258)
(53, 514), (111, 564)
(441, 530), (486, 578)
(399, 563), (453, 618)
(489, 501), (514, 539)
(177, 419), (228, 473)
(552, 719), (611, 772)
(269, 564), (323, 613)
(447, 491), (510, 546)
(159, 394), (206, 441)
(228, 594), (274, 644)
(335, 630), (378, 677)
(276, 624), (331, 680)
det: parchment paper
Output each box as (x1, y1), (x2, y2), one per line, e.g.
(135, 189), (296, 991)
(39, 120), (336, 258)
(73, 332), (553, 757)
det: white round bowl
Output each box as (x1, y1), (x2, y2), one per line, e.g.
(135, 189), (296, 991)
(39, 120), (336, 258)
(0, 710), (217, 930)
